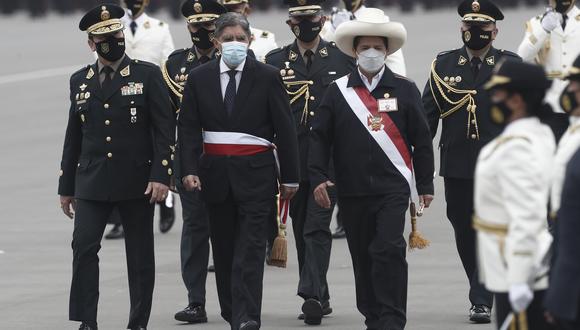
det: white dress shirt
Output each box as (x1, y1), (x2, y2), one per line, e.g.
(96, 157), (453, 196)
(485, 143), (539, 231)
(358, 65), (385, 92)
(219, 58), (245, 98)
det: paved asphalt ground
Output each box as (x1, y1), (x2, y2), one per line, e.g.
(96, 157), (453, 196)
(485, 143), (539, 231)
(0, 5), (544, 330)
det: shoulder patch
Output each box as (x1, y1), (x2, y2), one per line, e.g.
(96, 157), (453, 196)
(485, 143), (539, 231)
(72, 65), (91, 76)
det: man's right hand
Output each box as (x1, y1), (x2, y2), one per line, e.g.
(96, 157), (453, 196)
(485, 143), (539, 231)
(313, 181), (335, 209)
(541, 9), (562, 32)
(60, 196), (76, 219)
(182, 175), (202, 192)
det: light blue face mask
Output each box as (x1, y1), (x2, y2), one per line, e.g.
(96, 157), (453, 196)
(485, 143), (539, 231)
(221, 41), (248, 67)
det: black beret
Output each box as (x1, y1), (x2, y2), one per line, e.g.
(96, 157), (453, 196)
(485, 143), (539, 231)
(182, 0), (227, 24)
(284, 0), (325, 16)
(485, 59), (552, 92)
(564, 54), (580, 81)
(458, 0), (504, 23)
(79, 3), (125, 36)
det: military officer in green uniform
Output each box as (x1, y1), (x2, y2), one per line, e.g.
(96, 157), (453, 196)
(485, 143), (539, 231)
(265, 0), (355, 325)
(58, 4), (174, 330)
(421, 0), (521, 324)
(162, 0), (227, 325)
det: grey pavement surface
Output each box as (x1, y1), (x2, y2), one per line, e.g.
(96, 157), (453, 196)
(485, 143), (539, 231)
(0, 6), (543, 330)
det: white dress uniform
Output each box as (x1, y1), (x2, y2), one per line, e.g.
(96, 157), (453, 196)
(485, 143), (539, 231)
(473, 117), (555, 293)
(550, 116), (580, 216)
(250, 26), (277, 62)
(121, 12), (175, 66)
(517, 6), (580, 113)
(320, 6), (407, 76)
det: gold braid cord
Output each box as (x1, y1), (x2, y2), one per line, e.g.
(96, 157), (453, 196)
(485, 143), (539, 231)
(284, 80), (313, 125)
(429, 59), (480, 139)
(161, 61), (184, 101)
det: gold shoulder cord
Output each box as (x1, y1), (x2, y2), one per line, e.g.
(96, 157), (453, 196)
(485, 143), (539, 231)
(429, 59), (480, 139)
(284, 80), (314, 125)
(161, 61), (184, 101)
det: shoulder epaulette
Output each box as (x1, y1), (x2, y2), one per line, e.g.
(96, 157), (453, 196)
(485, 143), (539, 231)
(168, 48), (188, 59)
(394, 73), (414, 83)
(329, 41), (337, 48)
(499, 49), (520, 58)
(132, 59), (156, 67)
(72, 65), (91, 77)
(436, 49), (458, 58)
(265, 46), (286, 59)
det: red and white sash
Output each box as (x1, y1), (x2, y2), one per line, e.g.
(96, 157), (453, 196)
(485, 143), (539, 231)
(335, 75), (417, 199)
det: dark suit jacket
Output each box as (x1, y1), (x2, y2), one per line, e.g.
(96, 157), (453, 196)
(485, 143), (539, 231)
(309, 66), (434, 197)
(545, 147), (580, 322)
(422, 46), (521, 179)
(58, 56), (175, 201)
(178, 56), (300, 203)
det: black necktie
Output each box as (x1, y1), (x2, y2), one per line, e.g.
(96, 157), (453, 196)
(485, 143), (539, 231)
(224, 70), (237, 115)
(130, 21), (137, 36)
(305, 49), (314, 71)
(199, 55), (210, 64)
(562, 14), (568, 31)
(471, 57), (482, 79)
(102, 66), (113, 89)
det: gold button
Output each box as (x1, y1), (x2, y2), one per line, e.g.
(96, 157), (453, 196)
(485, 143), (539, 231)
(310, 96), (315, 101)
(471, 119), (476, 124)
(131, 101), (135, 105)
(168, 168), (173, 175)
(310, 111), (315, 116)
(171, 154), (175, 160)
(106, 136), (111, 142)
(104, 103), (109, 109)
(105, 120), (110, 125)
(470, 134), (477, 140)
(59, 170), (63, 176)
(162, 159), (169, 166)
(107, 152), (113, 158)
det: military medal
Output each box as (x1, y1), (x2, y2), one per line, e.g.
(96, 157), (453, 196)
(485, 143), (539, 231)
(81, 114), (86, 122)
(84, 92), (91, 99)
(367, 115), (383, 131)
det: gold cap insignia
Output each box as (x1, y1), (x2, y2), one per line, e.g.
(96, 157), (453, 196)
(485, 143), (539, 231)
(194, 2), (203, 13)
(101, 6), (110, 21)
(472, 1), (480, 13)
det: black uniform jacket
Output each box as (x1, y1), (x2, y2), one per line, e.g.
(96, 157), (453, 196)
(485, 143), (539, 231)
(266, 39), (356, 181)
(422, 46), (520, 179)
(58, 56), (175, 201)
(178, 56), (300, 203)
(309, 66), (435, 198)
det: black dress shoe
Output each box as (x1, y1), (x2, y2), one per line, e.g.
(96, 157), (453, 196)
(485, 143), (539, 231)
(104, 224), (124, 240)
(239, 320), (259, 330)
(469, 305), (491, 323)
(298, 300), (332, 320)
(208, 264), (215, 272)
(332, 226), (346, 239)
(79, 323), (97, 330)
(159, 201), (175, 234)
(301, 298), (323, 325)
(175, 304), (208, 324)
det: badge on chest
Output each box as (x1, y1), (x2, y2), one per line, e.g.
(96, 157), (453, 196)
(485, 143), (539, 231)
(121, 82), (144, 96)
(378, 96), (398, 113)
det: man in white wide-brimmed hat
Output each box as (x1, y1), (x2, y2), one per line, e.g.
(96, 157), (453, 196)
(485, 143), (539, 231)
(309, 7), (435, 329)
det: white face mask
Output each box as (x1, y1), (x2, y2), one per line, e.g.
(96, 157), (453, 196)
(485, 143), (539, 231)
(357, 48), (386, 74)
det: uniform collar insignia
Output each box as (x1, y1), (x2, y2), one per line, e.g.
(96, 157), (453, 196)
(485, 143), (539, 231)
(289, 50), (298, 62)
(86, 67), (95, 80)
(120, 65), (130, 77)
(458, 55), (468, 66)
(187, 51), (195, 62)
(144, 21), (150, 29)
(319, 47), (328, 58)
(486, 56), (495, 65)
(79, 83), (87, 91)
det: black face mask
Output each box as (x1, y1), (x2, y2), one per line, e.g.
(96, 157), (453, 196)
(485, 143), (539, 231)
(554, 0), (575, 13)
(462, 25), (493, 51)
(560, 87), (579, 113)
(190, 28), (214, 50)
(490, 100), (513, 126)
(291, 19), (322, 43)
(95, 36), (126, 62)
(125, 0), (146, 17)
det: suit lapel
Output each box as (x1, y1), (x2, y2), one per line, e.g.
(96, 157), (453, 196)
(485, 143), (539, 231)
(230, 57), (256, 122)
(86, 61), (104, 101)
(288, 41), (308, 77)
(456, 46), (475, 86)
(475, 47), (497, 87)
(307, 40), (330, 77)
(103, 56), (132, 101)
(210, 60), (228, 120)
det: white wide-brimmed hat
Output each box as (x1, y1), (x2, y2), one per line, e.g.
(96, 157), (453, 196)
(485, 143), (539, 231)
(335, 7), (407, 57)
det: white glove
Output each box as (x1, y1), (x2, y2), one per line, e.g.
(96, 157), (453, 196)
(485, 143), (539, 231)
(509, 283), (534, 313)
(332, 10), (353, 29)
(541, 10), (563, 32)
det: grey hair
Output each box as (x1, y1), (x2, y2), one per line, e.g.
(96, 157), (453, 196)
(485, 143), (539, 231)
(214, 12), (251, 39)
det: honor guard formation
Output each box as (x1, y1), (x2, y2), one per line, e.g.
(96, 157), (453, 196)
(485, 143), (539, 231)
(52, 0), (580, 329)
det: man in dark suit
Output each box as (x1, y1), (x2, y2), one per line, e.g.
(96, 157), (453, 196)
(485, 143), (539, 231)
(58, 4), (174, 330)
(162, 0), (227, 324)
(265, 0), (355, 325)
(421, 0), (521, 323)
(178, 12), (300, 330)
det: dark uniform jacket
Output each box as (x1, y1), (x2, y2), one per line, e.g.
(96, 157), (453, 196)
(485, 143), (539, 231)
(178, 56), (300, 203)
(58, 56), (175, 201)
(309, 66), (435, 197)
(545, 147), (580, 322)
(265, 39), (356, 182)
(422, 46), (520, 179)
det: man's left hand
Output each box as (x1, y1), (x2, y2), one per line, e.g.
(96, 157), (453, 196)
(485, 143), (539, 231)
(145, 182), (170, 204)
(419, 194), (434, 208)
(280, 185), (298, 200)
